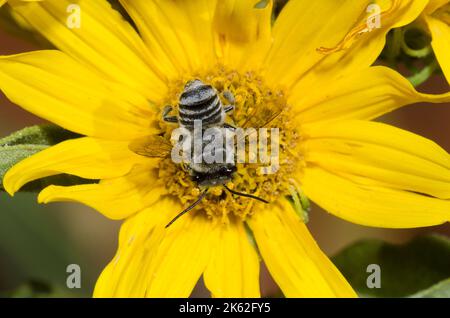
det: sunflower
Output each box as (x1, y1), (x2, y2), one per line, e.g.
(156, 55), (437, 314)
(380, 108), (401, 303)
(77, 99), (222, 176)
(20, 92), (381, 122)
(419, 0), (450, 83)
(0, 0), (41, 8)
(1, 0), (450, 298)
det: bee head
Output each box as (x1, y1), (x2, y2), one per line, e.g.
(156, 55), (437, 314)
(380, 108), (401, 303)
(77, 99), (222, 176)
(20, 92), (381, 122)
(192, 165), (237, 187)
(184, 79), (204, 91)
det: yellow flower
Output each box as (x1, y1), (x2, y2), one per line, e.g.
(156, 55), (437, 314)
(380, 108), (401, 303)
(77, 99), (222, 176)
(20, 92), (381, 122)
(420, 0), (450, 83)
(1, 0), (450, 297)
(0, 0), (42, 7)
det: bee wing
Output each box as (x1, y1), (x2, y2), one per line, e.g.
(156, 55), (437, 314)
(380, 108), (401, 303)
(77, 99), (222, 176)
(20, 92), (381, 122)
(240, 103), (285, 129)
(129, 135), (172, 158)
(233, 103), (285, 144)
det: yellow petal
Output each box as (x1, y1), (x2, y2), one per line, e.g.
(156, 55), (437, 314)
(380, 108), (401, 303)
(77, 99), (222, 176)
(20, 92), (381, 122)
(265, 0), (428, 90)
(301, 0), (429, 89)
(425, 15), (450, 85)
(120, 0), (218, 77)
(264, 0), (368, 88)
(302, 166), (450, 228)
(94, 199), (216, 297)
(303, 120), (450, 200)
(38, 164), (165, 220)
(291, 66), (450, 123)
(3, 137), (148, 196)
(301, 120), (450, 228)
(5, 0), (45, 6)
(204, 221), (260, 298)
(425, 0), (449, 14)
(9, 0), (166, 99)
(213, 0), (273, 71)
(94, 198), (176, 297)
(248, 200), (356, 298)
(0, 51), (157, 139)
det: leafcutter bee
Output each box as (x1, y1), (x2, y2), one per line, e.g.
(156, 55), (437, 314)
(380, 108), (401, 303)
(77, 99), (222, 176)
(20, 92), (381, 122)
(129, 79), (284, 227)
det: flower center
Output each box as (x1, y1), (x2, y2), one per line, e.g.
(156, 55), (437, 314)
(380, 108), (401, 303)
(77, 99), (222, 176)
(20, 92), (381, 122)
(158, 67), (300, 223)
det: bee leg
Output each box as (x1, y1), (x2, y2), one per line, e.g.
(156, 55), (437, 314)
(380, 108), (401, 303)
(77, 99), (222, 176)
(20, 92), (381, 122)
(223, 90), (236, 105)
(162, 105), (178, 123)
(164, 116), (178, 123)
(223, 105), (235, 113)
(223, 123), (236, 130)
(162, 105), (173, 117)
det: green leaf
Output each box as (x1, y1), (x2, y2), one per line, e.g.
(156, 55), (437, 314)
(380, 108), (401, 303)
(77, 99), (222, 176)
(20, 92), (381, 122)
(0, 125), (95, 192)
(4, 280), (77, 298)
(0, 144), (47, 185)
(0, 193), (94, 297)
(0, 125), (80, 147)
(409, 278), (450, 298)
(332, 235), (450, 297)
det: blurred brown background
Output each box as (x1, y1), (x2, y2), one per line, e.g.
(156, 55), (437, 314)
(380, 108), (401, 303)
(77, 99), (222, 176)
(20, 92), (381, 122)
(0, 24), (449, 297)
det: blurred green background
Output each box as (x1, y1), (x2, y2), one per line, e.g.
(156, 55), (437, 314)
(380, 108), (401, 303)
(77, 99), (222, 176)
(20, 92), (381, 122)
(0, 10), (449, 297)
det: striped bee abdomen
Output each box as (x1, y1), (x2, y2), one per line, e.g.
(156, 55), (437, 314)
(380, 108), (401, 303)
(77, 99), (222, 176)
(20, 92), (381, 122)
(178, 79), (224, 128)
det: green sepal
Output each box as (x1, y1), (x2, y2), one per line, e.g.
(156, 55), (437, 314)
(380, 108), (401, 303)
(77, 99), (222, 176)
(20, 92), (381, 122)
(286, 182), (310, 223)
(254, 0), (270, 9)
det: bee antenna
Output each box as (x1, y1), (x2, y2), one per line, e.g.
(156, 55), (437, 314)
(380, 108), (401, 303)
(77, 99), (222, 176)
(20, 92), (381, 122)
(223, 185), (269, 204)
(165, 189), (209, 228)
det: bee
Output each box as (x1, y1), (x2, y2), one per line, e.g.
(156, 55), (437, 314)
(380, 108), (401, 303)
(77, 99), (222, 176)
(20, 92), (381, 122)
(129, 79), (284, 227)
